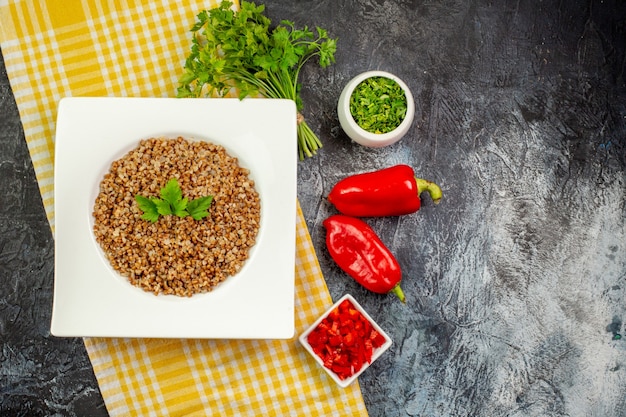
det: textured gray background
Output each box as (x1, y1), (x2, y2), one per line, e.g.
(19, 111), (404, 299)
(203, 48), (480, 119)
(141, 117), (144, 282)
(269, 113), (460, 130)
(1, 0), (625, 416)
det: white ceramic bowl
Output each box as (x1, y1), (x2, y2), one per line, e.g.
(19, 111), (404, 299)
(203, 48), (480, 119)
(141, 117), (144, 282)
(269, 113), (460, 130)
(299, 294), (393, 387)
(337, 70), (415, 148)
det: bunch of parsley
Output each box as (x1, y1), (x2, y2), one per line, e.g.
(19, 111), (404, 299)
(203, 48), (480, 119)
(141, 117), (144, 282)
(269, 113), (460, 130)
(177, 0), (337, 160)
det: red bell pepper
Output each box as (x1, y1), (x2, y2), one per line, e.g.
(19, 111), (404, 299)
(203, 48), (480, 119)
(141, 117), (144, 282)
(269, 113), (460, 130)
(327, 164), (442, 217)
(307, 298), (387, 380)
(323, 214), (405, 302)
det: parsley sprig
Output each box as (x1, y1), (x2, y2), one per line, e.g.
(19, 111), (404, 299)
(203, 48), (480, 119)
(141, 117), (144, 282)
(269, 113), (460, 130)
(135, 179), (213, 223)
(177, 0), (337, 160)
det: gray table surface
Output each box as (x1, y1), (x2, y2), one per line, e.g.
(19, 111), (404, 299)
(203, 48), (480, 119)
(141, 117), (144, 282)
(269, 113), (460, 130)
(2, 1), (626, 416)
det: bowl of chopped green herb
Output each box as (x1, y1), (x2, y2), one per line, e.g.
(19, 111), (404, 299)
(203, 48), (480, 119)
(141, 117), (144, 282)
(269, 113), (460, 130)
(337, 70), (415, 148)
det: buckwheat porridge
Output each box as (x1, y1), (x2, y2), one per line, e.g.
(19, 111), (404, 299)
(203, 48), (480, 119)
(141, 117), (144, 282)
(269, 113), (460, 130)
(92, 136), (261, 297)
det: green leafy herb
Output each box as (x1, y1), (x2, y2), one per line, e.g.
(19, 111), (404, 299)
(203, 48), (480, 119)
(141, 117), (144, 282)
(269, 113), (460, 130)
(135, 195), (161, 223)
(349, 76), (407, 134)
(135, 179), (213, 223)
(177, 0), (337, 160)
(187, 196), (214, 220)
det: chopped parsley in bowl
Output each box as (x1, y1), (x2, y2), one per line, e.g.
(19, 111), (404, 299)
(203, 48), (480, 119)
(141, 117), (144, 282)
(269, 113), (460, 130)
(337, 70), (415, 148)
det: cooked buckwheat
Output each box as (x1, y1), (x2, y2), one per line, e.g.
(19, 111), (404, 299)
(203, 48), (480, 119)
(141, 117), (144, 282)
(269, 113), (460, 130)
(92, 137), (261, 297)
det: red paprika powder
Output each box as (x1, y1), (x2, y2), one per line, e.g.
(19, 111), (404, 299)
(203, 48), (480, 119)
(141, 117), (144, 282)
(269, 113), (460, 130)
(327, 164), (442, 217)
(323, 214), (405, 302)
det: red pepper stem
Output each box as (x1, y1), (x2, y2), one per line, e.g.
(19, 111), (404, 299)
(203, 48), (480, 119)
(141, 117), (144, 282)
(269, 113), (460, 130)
(391, 284), (406, 303)
(415, 177), (442, 205)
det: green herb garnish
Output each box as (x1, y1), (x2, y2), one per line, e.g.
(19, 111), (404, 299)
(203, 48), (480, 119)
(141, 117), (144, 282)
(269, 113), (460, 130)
(177, 0), (337, 160)
(349, 76), (407, 134)
(135, 179), (213, 223)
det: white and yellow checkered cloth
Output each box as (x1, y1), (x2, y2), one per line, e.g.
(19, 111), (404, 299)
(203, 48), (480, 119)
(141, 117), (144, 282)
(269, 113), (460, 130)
(0, 0), (369, 415)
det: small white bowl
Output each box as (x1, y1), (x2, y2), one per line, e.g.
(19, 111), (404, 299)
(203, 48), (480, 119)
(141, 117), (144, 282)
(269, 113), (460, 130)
(337, 70), (415, 148)
(299, 294), (392, 388)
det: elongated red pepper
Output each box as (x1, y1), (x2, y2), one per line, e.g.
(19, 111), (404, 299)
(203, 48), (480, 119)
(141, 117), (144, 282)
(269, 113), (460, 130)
(327, 164), (442, 217)
(323, 214), (405, 302)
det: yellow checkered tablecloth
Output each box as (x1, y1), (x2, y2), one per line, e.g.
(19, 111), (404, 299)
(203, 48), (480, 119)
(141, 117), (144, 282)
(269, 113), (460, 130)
(0, 0), (369, 415)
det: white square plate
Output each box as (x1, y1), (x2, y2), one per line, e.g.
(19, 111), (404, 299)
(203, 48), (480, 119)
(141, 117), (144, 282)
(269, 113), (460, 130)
(51, 97), (297, 339)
